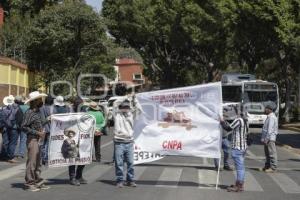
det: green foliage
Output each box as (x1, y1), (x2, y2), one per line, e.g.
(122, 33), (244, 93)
(25, 1), (116, 92)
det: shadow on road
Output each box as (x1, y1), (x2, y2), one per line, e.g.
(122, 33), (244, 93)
(11, 183), (25, 190)
(277, 134), (300, 149)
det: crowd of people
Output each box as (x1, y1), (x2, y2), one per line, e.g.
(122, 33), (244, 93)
(0, 91), (278, 193)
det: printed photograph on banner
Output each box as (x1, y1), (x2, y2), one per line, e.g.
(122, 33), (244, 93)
(133, 82), (223, 162)
(48, 113), (95, 168)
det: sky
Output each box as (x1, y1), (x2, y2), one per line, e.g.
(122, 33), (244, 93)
(85, 0), (103, 11)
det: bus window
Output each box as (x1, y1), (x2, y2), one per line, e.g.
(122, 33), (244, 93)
(222, 86), (242, 102)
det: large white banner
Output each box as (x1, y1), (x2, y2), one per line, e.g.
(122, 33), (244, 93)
(48, 113), (95, 168)
(134, 82), (222, 160)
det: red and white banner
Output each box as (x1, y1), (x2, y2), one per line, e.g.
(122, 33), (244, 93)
(133, 82), (222, 162)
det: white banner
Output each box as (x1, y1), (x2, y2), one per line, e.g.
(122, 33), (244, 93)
(133, 82), (222, 160)
(48, 113), (95, 168)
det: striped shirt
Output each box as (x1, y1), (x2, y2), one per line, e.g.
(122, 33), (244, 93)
(221, 118), (248, 151)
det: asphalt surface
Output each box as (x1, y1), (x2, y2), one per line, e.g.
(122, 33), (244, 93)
(0, 128), (300, 200)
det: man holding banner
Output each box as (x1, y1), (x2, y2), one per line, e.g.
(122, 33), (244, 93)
(114, 100), (137, 188)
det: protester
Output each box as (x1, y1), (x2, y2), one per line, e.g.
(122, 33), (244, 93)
(53, 96), (72, 114)
(1, 95), (21, 163)
(22, 91), (49, 192)
(15, 96), (29, 159)
(261, 104), (278, 173)
(39, 95), (54, 165)
(213, 129), (233, 171)
(220, 105), (248, 192)
(0, 95), (15, 161)
(114, 99), (137, 188)
(68, 96), (87, 186)
(88, 102), (106, 162)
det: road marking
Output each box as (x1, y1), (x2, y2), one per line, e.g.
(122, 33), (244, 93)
(0, 163), (25, 181)
(244, 171), (264, 191)
(156, 168), (182, 188)
(198, 169), (217, 189)
(134, 166), (147, 180)
(83, 165), (112, 183)
(203, 158), (209, 165)
(269, 173), (300, 194)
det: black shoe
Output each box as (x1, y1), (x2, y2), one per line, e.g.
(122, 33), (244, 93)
(70, 179), (80, 186)
(223, 166), (234, 171)
(126, 181), (137, 187)
(77, 178), (88, 184)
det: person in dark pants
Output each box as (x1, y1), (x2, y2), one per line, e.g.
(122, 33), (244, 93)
(15, 96), (29, 159)
(3, 95), (20, 163)
(88, 102), (106, 162)
(39, 96), (54, 165)
(68, 96), (87, 186)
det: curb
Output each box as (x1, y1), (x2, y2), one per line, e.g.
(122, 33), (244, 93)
(280, 126), (300, 133)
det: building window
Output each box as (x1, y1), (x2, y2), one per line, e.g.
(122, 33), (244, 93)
(133, 73), (143, 80)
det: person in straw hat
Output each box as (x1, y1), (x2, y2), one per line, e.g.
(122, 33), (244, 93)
(0, 95), (15, 162)
(87, 101), (106, 163)
(22, 91), (49, 192)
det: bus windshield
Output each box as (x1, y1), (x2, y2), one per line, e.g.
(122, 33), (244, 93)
(222, 86), (242, 102)
(244, 90), (278, 103)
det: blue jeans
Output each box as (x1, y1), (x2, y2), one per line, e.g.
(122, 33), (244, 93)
(114, 142), (134, 183)
(214, 137), (231, 167)
(231, 149), (246, 182)
(7, 129), (18, 160)
(17, 131), (27, 157)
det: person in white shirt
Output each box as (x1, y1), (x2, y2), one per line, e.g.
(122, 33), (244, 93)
(261, 104), (278, 173)
(113, 100), (137, 188)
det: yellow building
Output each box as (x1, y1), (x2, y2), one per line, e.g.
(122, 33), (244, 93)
(0, 56), (29, 104)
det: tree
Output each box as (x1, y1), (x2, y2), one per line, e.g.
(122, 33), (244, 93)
(26, 1), (116, 93)
(103, 0), (234, 88)
(232, 0), (300, 122)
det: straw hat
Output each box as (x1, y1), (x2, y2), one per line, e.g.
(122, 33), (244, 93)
(64, 128), (76, 138)
(3, 95), (15, 106)
(89, 101), (100, 111)
(25, 91), (47, 104)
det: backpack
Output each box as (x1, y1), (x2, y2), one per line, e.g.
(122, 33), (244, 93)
(0, 107), (6, 130)
(3, 105), (20, 129)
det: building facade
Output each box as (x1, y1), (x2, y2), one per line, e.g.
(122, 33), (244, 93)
(114, 58), (146, 86)
(0, 57), (29, 104)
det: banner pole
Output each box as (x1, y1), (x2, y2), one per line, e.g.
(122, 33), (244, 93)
(215, 157), (221, 190)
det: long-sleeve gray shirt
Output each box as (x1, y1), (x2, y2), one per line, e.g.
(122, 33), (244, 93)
(261, 112), (278, 142)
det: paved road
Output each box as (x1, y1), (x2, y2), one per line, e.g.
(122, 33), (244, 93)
(0, 128), (300, 200)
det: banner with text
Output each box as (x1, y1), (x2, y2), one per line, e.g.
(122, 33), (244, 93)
(134, 82), (222, 162)
(49, 113), (95, 168)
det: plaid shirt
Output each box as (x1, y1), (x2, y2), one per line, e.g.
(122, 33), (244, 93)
(22, 109), (43, 137)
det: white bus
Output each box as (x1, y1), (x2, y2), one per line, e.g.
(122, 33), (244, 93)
(222, 73), (279, 125)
